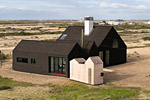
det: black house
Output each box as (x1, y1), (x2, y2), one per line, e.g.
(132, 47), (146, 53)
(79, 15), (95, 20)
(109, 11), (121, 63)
(13, 17), (127, 78)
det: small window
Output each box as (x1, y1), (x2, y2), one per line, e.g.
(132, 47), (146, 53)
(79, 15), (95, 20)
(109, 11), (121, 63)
(59, 34), (67, 40)
(101, 72), (104, 76)
(112, 39), (118, 48)
(31, 58), (36, 64)
(17, 57), (28, 63)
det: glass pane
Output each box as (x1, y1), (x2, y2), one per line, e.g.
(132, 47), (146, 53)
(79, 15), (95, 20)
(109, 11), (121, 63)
(51, 57), (54, 72)
(105, 50), (109, 65)
(113, 39), (118, 48)
(55, 57), (58, 73)
(17, 57), (28, 63)
(31, 58), (36, 64)
(63, 58), (66, 64)
(63, 65), (66, 74)
(99, 51), (103, 61)
(62, 58), (66, 74)
(60, 34), (67, 40)
(59, 57), (63, 74)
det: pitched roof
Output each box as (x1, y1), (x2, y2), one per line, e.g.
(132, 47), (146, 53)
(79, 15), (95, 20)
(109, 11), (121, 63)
(57, 26), (113, 46)
(14, 40), (78, 56)
(89, 56), (103, 64)
(74, 58), (86, 64)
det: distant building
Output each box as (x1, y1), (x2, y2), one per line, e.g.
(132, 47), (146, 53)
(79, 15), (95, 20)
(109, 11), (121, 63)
(128, 22), (137, 25)
(147, 21), (150, 24)
(98, 22), (107, 25)
(107, 19), (125, 25)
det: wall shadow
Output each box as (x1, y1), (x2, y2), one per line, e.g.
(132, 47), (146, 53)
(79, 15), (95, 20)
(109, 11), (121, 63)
(104, 72), (135, 83)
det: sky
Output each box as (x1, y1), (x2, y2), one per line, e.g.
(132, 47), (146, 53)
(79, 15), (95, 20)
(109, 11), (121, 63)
(0, 0), (150, 20)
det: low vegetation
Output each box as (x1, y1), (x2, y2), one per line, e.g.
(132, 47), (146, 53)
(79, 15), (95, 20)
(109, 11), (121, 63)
(0, 86), (12, 90)
(114, 25), (150, 30)
(0, 31), (62, 37)
(0, 76), (34, 90)
(142, 37), (150, 41)
(0, 77), (33, 88)
(143, 90), (150, 94)
(49, 82), (139, 100)
(0, 53), (9, 60)
(0, 77), (150, 99)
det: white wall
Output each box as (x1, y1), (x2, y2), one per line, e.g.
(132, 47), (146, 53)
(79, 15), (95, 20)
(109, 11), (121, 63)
(70, 56), (103, 85)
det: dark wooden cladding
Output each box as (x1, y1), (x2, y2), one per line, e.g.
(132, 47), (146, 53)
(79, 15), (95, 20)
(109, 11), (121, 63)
(13, 25), (127, 78)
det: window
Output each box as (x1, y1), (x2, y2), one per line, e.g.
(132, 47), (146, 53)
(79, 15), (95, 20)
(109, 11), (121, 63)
(59, 34), (67, 40)
(31, 58), (36, 64)
(112, 39), (118, 48)
(105, 50), (109, 65)
(99, 51), (103, 61)
(50, 57), (66, 74)
(17, 57), (28, 63)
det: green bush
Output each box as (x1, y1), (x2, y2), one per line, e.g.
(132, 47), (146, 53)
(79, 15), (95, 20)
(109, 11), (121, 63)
(0, 53), (9, 60)
(142, 37), (150, 41)
(0, 86), (12, 90)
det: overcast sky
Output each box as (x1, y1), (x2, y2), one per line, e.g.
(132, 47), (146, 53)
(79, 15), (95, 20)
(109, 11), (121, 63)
(0, 0), (150, 20)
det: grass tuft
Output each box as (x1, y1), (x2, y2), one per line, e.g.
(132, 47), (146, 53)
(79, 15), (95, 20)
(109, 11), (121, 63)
(0, 53), (9, 60)
(142, 37), (150, 41)
(0, 86), (12, 90)
(0, 76), (34, 88)
(143, 90), (150, 94)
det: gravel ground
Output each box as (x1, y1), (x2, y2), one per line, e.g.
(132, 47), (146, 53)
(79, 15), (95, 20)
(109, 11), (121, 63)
(0, 59), (70, 85)
(0, 47), (150, 89)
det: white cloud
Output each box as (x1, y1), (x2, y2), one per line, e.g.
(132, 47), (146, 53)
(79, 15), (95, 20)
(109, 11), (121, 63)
(100, 2), (128, 8)
(0, 5), (5, 8)
(17, 7), (26, 10)
(134, 5), (147, 9)
(100, 2), (150, 10)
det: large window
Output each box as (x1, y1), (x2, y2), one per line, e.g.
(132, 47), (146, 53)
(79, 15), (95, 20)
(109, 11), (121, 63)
(17, 57), (28, 63)
(50, 57), (66, 74)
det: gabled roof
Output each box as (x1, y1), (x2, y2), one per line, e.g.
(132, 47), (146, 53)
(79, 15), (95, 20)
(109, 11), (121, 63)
(74, 58), (86, 64)
(88, 56), (103, 64)
(57, 26), (113, 46)
(14, 40), (78, 56)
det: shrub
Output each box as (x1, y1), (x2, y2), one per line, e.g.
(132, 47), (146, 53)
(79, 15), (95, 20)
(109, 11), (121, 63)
(0, 53), (9, 60)
(141, 30), (148, 33)
(142, 37), (150, 41)
(0, 86), (12, 90)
